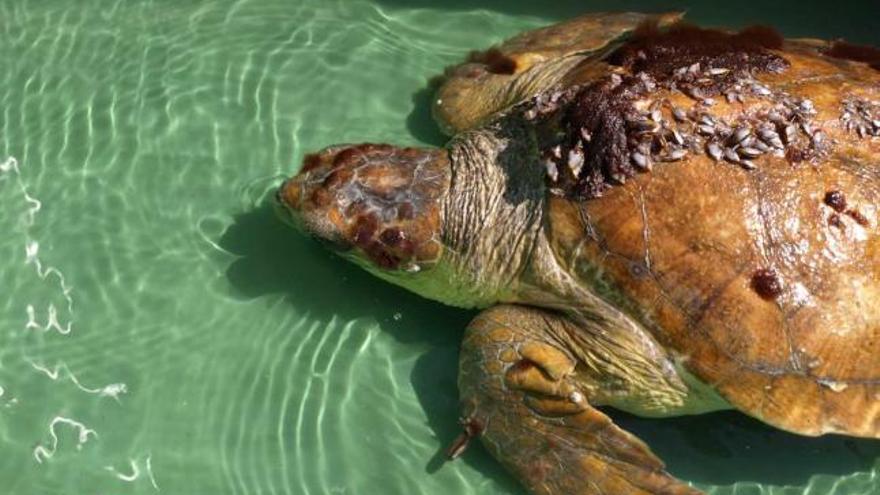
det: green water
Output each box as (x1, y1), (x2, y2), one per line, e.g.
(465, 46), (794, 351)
(1, 1), (878, 494)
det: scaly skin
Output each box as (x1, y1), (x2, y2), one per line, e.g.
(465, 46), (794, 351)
(459, 305), (702, 495)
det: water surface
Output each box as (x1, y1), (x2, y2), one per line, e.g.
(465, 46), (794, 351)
(0, 1), (878, 494)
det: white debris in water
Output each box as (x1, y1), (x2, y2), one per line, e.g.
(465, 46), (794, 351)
(105, 459), (140, 481)
(392, 312), (402, 321)
(28, 360), (61, 380)
(25, 305), (39, 330)
(146, 454), (160, 490)
(25, 303), (71, 335)
(1, 157), (42, 225)
(24, 241), (74, 318)
(2, 156), (75, 334)
(33, 416), (97, 464)
(27, 359), (128, 402)
(104, 454), (160, 490)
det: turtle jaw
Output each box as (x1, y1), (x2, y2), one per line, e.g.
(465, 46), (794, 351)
(276, 143), (451, 273)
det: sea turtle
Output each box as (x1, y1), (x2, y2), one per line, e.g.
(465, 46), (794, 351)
(276, 12), (880, 494)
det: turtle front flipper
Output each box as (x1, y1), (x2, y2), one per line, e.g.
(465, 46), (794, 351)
(457, 304), (700, 495)
(434, 11), (683, 135)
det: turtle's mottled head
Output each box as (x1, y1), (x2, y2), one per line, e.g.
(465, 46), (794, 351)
(276, 143), (450, 276)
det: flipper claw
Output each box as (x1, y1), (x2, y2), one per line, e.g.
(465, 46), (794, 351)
(445, 416), (484, 460)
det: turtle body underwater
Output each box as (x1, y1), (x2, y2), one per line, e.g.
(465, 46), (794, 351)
(277, 12), (880, 494)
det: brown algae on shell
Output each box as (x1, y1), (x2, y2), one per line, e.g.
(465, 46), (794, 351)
(522, 21), (825, 199)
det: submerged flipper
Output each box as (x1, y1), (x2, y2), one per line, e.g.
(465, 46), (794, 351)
(456, 304), (700, 495)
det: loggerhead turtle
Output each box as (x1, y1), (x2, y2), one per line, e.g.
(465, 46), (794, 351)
(276, 12), (880, 494)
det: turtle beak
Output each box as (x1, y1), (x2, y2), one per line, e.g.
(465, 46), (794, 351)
(275, 161), (352, 252)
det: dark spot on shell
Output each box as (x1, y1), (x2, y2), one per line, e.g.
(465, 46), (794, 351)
(397, 202), (415, 220)
(847, 209), (869, 227)
(351, 215), (379, 248)
(828, 213), (844, 229)
(379, 228), (405, 247)
(824, 190), (847, 212)
(364, 241), (400, 270)
(824, 40), (880, 71)
(751, 268), (783, 300)
(301, 153), (323, 173)
(467, 47), (517, 75)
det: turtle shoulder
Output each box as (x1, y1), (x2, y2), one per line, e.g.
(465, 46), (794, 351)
(433, 11), (683, 135)
(539, 26), (880, 437)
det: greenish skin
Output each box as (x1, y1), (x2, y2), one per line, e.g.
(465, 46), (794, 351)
(277, 11), (880, 495)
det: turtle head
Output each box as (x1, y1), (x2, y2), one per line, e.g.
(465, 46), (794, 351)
(277, 129), (546, 309)
(276, 143), (450, 278)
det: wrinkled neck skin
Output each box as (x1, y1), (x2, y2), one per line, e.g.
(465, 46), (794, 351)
(432, 117), (547, 308)
(433, 115), (631, 315)
(422, 114), (634, 315)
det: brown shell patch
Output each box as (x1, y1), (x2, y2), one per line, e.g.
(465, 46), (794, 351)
(516, 21), (804, 199)
(524, 72), (827, 199)
(605, 22), (787, 98)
